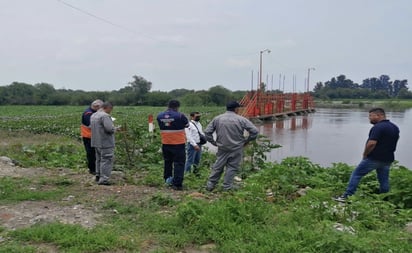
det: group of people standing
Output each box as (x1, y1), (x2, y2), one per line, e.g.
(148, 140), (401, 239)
(81, 100), (117, 185)
(156, 100), (259, 191)
(81, 99), (400, 200)
(81, 98), (259, 190)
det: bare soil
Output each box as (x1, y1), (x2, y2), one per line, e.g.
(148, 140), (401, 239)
(0, 157), (214, 252)
(0, 161), (189, 230)
(0, 163), (92, 230)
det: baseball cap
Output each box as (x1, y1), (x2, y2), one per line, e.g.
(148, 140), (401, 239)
(226, 101), (241, 110)
(168, 100), (180, 109)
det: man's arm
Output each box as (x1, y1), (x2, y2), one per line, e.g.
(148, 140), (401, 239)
(102, 116), (115, 134)
(82, 111), (93, 126)
(185, 123), (199, 147)
(244, 119), (259, 142)
(362, 140), (377, 159)
(204, 120), (217, 146)
(181, 114), (189, 128)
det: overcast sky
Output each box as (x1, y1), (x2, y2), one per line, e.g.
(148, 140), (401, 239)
(1, 0), (411, 92)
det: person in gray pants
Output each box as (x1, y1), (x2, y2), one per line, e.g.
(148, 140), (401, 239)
(91, 102), (116, 185)
(204, 101), (259, 191)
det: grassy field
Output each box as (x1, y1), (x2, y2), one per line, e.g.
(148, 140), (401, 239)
(0, 106), (411, 253)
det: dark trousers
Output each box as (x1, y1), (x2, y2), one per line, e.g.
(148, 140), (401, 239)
(162, 144), (186, 187)
(82, 137), (96, 174)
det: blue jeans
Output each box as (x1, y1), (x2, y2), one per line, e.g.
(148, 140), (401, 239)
(184, 144), (202, 173)
(344, 158), (391, 196)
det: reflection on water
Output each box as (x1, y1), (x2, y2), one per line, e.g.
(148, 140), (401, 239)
(261, 108), (411, 168)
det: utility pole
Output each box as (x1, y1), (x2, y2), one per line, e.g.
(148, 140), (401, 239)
(307, 67), (315, 92)
(251, 70), (254, 91)
(259, 49), (271, 91)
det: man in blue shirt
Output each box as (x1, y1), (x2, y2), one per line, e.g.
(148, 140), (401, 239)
(334, 108), (400, 202)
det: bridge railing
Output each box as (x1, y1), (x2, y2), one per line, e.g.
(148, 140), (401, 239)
(239, 91), (315, 118)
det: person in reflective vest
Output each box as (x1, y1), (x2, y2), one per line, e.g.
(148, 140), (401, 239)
(157, 100), (189, 190)
(81, 99), (103, 175)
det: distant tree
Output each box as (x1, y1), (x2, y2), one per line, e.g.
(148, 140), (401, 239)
(325, 75), (357, 89)
(127, 75), (152, 104)
(180, 90), (212, 106)
(313, 82), (324, 93)
(361, 77), (383, 93)
(34, 83), (56, 104)
(208, 85), (232, 106)
(397, 88), (412, 99)
(379, 75), (392, 95)
(168, 89), (194, 99)
(325, 77), (337, 89)
(1, 74), (408, 105)
(361, 75), (408, 97)
(392, 79), (408, 97)
(0, 87), (5, 104)
(370, 90), (390, 99)
(70, 90), (92, 105)
(49, 91), (71, 105)
(6, 82), (36, 104)
(145, 91), (172, 106)
(232, 90), (247, 101)
(110, 90), (136, 106)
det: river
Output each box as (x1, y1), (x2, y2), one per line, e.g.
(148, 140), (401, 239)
(259, 108), (411, 168)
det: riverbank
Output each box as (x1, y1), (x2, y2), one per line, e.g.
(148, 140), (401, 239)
(1, 155), (411, 252)
(315, 99), (412, 110)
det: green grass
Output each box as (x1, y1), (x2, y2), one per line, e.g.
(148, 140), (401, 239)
(0, 106), (411, 252)
(2, 158), (412, 252)
(0, 177), (66, 203)
(0, 242), (37, 253)
(8, 222), (140, 253)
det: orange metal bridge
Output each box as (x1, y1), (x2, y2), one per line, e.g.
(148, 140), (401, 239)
(239, 91), (315, 120)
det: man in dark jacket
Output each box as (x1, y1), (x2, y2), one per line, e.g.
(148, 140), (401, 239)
(157, 100), (189, 190)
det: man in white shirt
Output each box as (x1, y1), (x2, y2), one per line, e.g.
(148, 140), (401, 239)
(184, 112), (205, 175)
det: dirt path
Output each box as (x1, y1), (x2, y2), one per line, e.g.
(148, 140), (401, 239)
(0, 156), (191, 231)
(0, 157), (217, 252)
(0, 160), (100, 230)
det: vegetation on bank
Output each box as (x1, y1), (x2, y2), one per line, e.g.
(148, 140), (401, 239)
(315, 98), (412, 110)
(313, 74), (411, 99)
(0, 78), (244, 107)
(1, 73), (411, 108)
(0, 106), (411, 252)
(1, 152), (411, 252)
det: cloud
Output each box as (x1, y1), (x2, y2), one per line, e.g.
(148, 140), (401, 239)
(225, 58), (252, 68)
(274, 39), (298, 49)
(154, 34), (188, 46)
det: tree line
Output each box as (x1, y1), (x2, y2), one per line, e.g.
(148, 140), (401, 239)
(1, 74), (411, 106)
(0, 76), (244, 106)
(313, 74), (411, 99)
